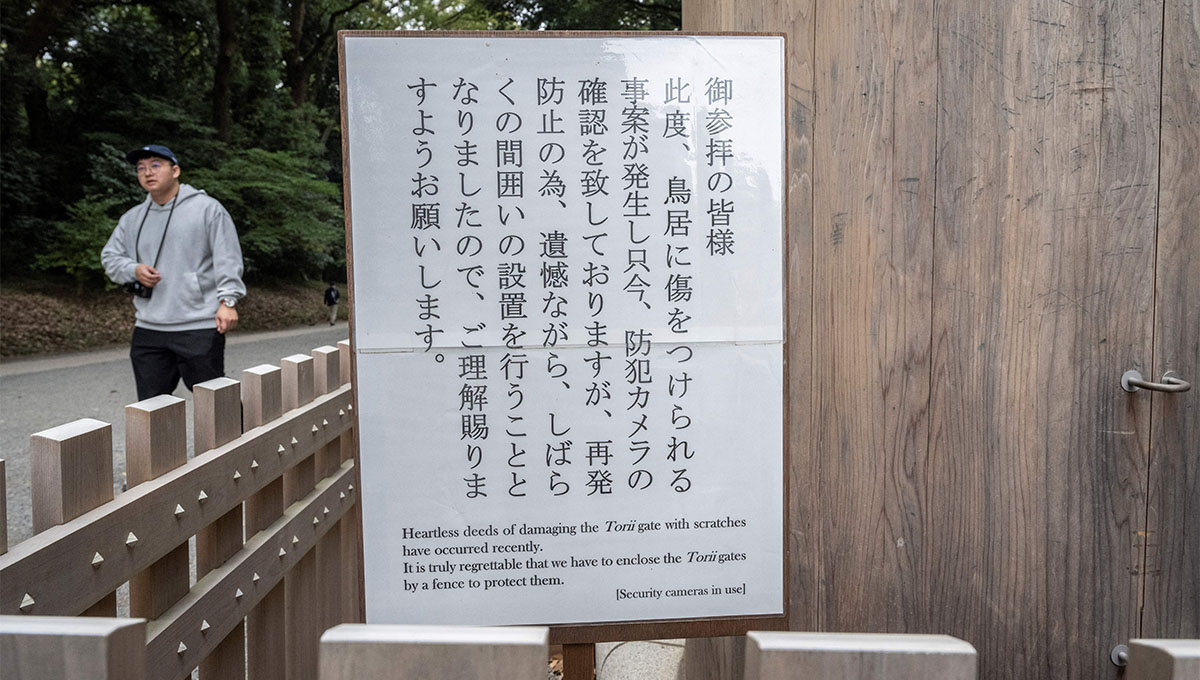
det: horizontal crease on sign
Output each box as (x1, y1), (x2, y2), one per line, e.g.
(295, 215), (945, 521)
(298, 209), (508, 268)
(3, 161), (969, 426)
(355, 338), (786, 355)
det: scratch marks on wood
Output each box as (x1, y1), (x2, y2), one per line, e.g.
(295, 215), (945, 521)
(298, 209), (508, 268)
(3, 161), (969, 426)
(832, 212), (846, 245)
(1030, 17), (1067, 28)
(1101, 246), (1144, 258)
(939, 285), (1002, 305)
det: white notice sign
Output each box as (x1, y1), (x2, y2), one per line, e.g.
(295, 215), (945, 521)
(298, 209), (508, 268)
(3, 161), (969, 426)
(342, 34), (784, 626)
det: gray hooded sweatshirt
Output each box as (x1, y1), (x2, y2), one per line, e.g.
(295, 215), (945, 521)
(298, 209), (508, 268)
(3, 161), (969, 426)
(102, 183), (246, 332)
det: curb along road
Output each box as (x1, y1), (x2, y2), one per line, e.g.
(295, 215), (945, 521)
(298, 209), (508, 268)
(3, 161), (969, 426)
(1, 323), (350, 378)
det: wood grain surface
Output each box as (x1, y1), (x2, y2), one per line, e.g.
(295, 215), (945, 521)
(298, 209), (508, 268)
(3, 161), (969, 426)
(244, 365), (286, 540)
(143, 463), (357, 680)
(313, 346), (340, 398)
(1126, 639), (1200, 680)
(562, 642), (595, 679)
(30, 418), (117, 616)
(680, 1), (1175, 679)
(1143, 0), (1200, 640)
(283, 354), (317, 510)
(336, 339), (365, 624)
(243, 364), (284, 431)
(672, 4), (811, 675)
(283, 354), (320, 680)
(334, 14), (1189, 678)
(309, 345), (345, 633)
(313, 345), (343, 633)
(31, 419), (114, 533)
(1, 385), (352, 616)
(337, 339), (365, 625)
(194, 377), (247, 679)
(930, 0), (1159, 677)
(243, 364), (287, 680)
(125, 396), (190, 620)
(809, 0), (936, 635)
(283, 354), (315, 412)
(744, 632), (976, 680)
(0, 616), (146, 680)
(318, 624), (549, 680)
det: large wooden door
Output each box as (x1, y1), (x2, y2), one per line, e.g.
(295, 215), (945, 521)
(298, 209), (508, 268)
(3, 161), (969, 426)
(928, 2), (1159, 678)
(684, 0), (1198, 678)
(1142, 0), (1199, 641)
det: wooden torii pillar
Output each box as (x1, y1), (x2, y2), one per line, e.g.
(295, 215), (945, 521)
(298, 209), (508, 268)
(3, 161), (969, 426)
(681, 2), (815, 679)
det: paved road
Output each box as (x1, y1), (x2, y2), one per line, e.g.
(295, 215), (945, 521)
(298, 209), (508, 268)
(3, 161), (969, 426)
(1, 323), (350, 547)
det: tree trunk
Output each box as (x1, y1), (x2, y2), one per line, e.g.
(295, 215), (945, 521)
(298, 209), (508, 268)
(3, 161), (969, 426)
(9, 0), (74, 150)
(284, 0), (370, 107)
(213, 0), (238, 142)
(286, 0), (309, 106)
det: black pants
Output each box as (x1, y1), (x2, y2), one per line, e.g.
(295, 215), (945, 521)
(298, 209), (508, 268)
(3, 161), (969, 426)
(130, 327), (226, 401)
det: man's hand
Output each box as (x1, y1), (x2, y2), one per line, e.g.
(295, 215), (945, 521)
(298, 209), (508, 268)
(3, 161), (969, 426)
(216, 305), (238, 334)
(135, 264), (161, 287)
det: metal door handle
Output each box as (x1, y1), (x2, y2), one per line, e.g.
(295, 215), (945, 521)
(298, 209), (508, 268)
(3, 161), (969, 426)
(1121, 370), (1192, 393)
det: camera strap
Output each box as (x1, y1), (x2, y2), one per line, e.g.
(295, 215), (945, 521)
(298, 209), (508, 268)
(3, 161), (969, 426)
(134, 193), (178, 269)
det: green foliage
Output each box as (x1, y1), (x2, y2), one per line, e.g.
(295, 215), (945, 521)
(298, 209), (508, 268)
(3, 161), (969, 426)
(2, 0), (679, 287)
(2, 1), (372, 284)
(391, 0), (518, 29)
(34, 195), (128, 288)
(0, 145), (55, 274)
(231, 102), (331, 170)
(188, 149), (344, 280)
(478, 0), (681, 30)
(32, 143), (144, 287)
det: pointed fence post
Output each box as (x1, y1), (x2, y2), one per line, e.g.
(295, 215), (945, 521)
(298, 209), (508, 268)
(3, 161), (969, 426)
(194, 377), (246, 679)
(282, 354), (316, 506)
(282, 353), (320, 680)
(243, 364), (286, 680)
(30, 418), (116, 616)
(1127, 640), (1200, 680)
(312, 345), (344, 634)
(125, 395), (189, 620)
(318, 624), (549, 680)
(337, 339), (364, 624)
(743, 632), (977, 680)
(0, 616), (147, 680)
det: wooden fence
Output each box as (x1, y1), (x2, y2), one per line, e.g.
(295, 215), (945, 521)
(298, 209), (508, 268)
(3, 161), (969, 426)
(0, 340), (363, 680)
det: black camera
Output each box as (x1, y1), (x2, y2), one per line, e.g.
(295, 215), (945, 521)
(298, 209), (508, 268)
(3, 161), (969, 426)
(123, 281), (153, 299)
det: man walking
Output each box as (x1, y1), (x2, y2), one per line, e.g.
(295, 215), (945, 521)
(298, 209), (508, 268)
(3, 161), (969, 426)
(324, 282), (340, 325)
(101, 144), (246, 400)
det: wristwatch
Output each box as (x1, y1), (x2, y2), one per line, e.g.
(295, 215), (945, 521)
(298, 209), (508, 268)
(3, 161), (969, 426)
(220, 296), (237, 308)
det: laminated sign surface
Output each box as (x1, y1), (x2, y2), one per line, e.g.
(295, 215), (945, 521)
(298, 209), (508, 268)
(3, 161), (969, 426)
(341, 33), (785, 627)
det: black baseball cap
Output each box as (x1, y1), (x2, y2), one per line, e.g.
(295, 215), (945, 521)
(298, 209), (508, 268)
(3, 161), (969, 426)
(126, 144), (179, 166)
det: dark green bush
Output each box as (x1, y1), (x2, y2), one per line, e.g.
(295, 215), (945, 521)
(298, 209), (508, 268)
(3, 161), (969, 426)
(189, 149), (344, 280)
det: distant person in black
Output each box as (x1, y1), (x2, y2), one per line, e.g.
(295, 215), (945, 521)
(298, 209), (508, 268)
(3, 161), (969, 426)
(324, 283), (340, 326)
